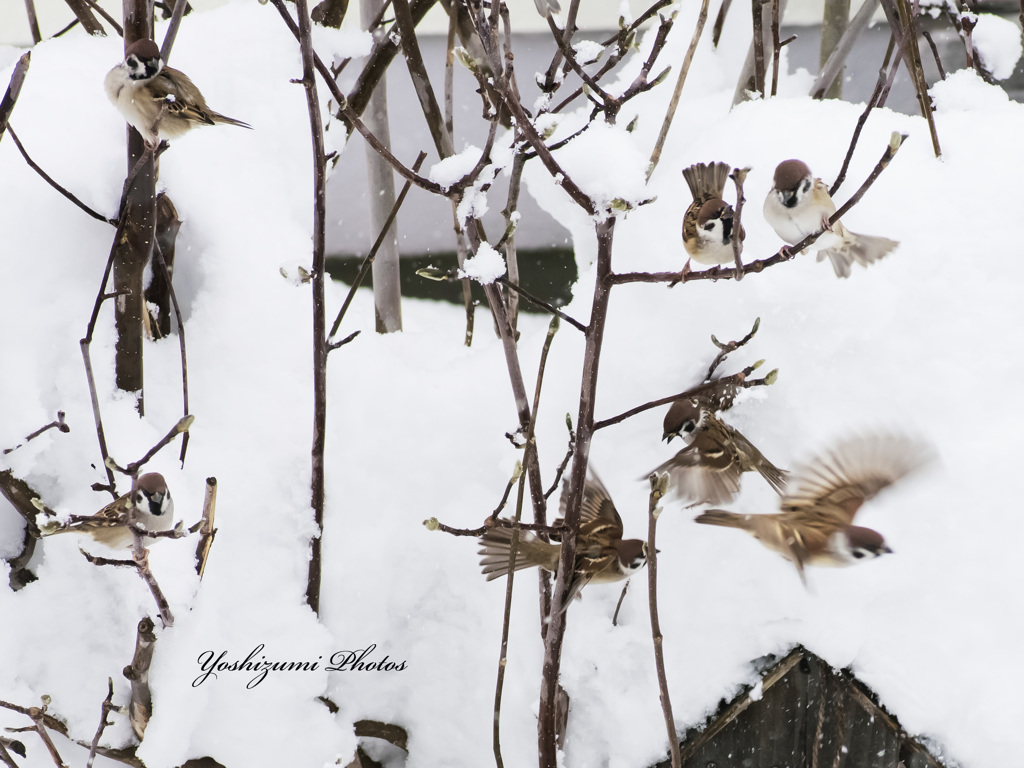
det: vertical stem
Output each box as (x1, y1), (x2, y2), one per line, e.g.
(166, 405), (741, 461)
(537, 217), (616, 768)
(647, 475), (680, 768)
(647, 0), (711, 179)
(116, 0), (156, 414)
(502, 152), (527, 333)
(752, 0), (767, 96)
(23, 0), (42, 44)
(289, 0), (330, 614)
(819, 0), (850, 99)
(770, 0), (781, 96)
(361, 0), (403, 333)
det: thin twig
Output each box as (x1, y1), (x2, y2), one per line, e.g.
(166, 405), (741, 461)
(3, 411), (69, 455)
(78, 0), (122, 35)
(328, 152), (427, 343)
(0, 53), (31, 143)
(706, 317), (760, 380)
(647, 0), (711, 179)
(647, 474), (679, 768)
(494, 277), (586, 332)
(728, 166), (749, 279)
(107, 414), (193, 476)
(85, 679), (116, 768)
(594, 364), (770, 431)
(830, 33), (898, 196)
(493, 315), (560, 768)
(28, 702), (66, 768)
(7, 127), (116, 225)
(61, 0), (104, 35)
(194, 477), (217, 578)
(920, 29), (946, 79)
(81, 549), (175, 626)
(616, 134), (906, 286)
(712, 0), (733, 47)
(152, 241), (190, 465)
(543, 421), (576, 500)
(159, 0), (189, 62)
(23, 0), (42, 43)
(770, 0), (781, 95)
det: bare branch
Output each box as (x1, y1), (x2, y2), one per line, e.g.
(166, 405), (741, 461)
(85, 679), (116, 768)
(646, 474), (680, 768)
(61, 0), (105, 35)
(194, 477), (218, 578)
(647, 0), (711, 178)
(106, 415), (194, 477)
(3, 411), (69, 456)
(159, 0), (189, 62)
(0, 53), (31, 143)
(123, 618), (156, 740)
(6, 127), (117, 225)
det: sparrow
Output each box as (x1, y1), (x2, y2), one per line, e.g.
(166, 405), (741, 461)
(662, 379), (742, 443)
(533, 0), (561, 16)
(648, 405), (787, 505)
(105, 39), (252, 145)
(694, 433), (931, 583)
(682, 161), (744, 268)
(39, 473), (176, 549)
(479, 472), (646, 605)
(763, 159), (897, 278)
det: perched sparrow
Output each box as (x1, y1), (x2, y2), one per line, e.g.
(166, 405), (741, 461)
(682, 162), (744, 268)
(662, 380), (742, 442)
(695, 433), (931, 583)
(648, 406), (786, 505)
(763, 159), (897, 278)
(105, 39), (252, 145)
(40, 473), (175, 549)
(479, 473), (646, 604)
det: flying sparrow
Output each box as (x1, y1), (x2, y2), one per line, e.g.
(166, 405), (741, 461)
(105, 39), (252, 145)
(479, 472), (646, 605)
(763, 159), (897, 278)
(40, 473), (176, 549)
(648, 405), (786, 505)
(682, 162), (744, 269)
(694, 433), (931, 583)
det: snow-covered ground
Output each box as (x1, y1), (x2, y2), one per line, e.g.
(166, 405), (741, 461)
(1, 2), (1022, 767)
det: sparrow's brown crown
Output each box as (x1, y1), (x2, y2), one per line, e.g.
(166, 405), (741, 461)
(125, 39), (161, 63)
(773, 159), (812, 191)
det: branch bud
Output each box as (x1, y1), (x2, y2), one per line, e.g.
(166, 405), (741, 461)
(764, 368), (779, 385)
(423, 517), (440, 531)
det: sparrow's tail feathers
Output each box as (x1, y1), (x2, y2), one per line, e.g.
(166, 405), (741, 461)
(682, 162), (730, 200)
(210, 111), (253, 130)
(693, 508), (751, 530)
(478, 528), (541, 580)
(756, 460), (789, 496)
(819, 232), (898, 278)
(533, 0), (561, 16)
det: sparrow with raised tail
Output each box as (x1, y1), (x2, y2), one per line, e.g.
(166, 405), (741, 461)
(479, 473), (646, 605)
(682, 161), (744, 269)
(695, 433), (931, 584)
(105, 39), (252, 145)
(40, 473), (176, 549)
(763, 159), (897, 278)
(648, 405), (786, 505)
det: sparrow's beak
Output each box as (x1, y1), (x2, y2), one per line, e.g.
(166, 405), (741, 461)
(882, 544), (894, 554)
(781, 189), (798, 208)
(663, 431), (677, 443)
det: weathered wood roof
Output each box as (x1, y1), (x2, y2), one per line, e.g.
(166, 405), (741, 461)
(655, 646), (949, 768)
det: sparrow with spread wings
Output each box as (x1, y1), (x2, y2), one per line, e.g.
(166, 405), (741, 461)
(695, 433), (932, 584)
(479, 472), (646, 606)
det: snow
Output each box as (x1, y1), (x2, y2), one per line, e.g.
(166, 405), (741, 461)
(428, 144), (484, 189)
(460, 242), (507, 284)
(1, 2), (1023, 768)
(970, 13), (1023, 81)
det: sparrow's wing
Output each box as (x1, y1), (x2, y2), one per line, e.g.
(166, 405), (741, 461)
(556, 470), (622, 534)
(651, 430), (743, 506)
(149, 68), (217, 126)
(41, 494), (131, 535)
(781, 433), (932, 524)
(723, 422), (788, 495)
